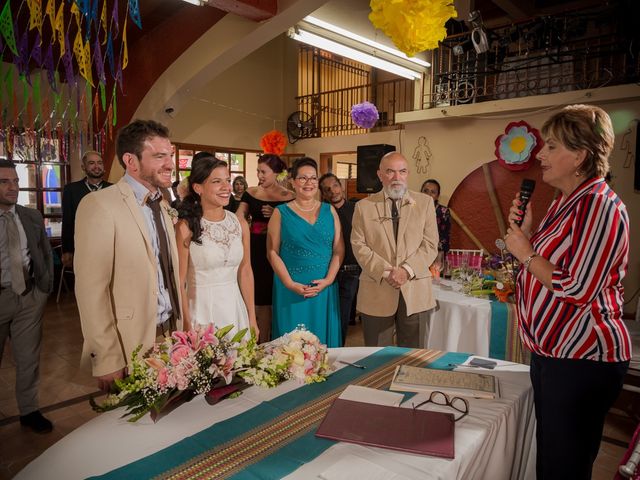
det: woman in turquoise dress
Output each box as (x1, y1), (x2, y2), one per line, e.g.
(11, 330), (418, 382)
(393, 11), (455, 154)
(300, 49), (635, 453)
(267, 157), (343, 347)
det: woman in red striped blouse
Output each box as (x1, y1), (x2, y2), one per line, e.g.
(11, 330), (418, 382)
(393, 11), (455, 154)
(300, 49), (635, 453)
(505, 104), (631, 480)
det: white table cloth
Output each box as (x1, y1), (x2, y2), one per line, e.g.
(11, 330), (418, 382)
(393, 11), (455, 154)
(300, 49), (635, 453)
(16, 348), (536, 480)
(425, 283), (493, 356)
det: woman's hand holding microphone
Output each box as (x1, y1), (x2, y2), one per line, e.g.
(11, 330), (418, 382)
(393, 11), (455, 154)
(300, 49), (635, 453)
(505, 195), (535, 263)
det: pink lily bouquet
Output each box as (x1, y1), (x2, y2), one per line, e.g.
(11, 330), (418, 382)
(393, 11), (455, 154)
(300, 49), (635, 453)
(238, 327), (330, 388)
(91, 325), (331, 422)
(91, 324), (246, 422)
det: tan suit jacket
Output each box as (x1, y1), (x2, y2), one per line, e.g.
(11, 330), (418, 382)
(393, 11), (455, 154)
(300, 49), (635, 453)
(351, 190), (438, 317)
(74, 178), (182, 377)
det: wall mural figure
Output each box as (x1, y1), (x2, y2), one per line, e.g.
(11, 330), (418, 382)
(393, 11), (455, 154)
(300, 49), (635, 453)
(413, 136), (432, 174)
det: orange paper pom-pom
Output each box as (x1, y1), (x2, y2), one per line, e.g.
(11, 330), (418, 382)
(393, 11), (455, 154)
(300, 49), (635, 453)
(260, 130), (286, 155)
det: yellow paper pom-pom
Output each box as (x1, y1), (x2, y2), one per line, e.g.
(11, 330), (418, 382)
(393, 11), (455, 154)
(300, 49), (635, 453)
(369, 0), (457, 57)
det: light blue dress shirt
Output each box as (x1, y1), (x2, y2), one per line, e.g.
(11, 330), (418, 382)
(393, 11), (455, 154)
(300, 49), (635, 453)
(123, 174), (173, 325)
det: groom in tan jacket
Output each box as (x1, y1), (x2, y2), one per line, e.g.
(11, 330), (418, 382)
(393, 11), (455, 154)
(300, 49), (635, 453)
(351, 152), (438, 347)
(75, 120), (182, 392)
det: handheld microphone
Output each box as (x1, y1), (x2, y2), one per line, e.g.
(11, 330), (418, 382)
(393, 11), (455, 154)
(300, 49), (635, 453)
(515, 179), (536, 227)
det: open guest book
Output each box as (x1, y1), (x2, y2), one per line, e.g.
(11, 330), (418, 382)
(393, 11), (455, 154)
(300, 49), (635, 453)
(390, 365), (500, 399)
(315, 398), (455, 458)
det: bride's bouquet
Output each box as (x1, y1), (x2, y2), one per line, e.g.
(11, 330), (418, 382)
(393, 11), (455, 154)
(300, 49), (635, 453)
(90, 325), (331, 422)
(91, 324), (246, 422)
(238, 326), (330, 388)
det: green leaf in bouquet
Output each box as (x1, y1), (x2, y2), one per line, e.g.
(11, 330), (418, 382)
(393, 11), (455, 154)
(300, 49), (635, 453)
(215, 324), (234, 339)
(231, 327), (248, 344)
(470, 289), (495, 296)
(127, 404), (154, 423)
(89, 395), (120, 413)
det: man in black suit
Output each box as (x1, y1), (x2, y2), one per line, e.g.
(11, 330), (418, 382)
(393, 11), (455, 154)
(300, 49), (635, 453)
(319, 173), (360, 345)
(0, 160), (54, 433)
(61, 151), (111, 268)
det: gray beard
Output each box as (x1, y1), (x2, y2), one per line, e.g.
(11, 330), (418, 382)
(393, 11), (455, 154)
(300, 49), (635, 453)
(384, 184), (406, 200)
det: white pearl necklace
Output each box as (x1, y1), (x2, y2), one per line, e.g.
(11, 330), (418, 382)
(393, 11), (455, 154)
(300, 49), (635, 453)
(293, 200), (318, 212)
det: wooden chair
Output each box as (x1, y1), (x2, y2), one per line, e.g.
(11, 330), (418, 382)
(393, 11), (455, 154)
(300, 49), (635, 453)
(53, 245), (74, 303)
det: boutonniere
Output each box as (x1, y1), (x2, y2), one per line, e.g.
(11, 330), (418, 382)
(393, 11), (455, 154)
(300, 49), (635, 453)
(164, 206), (179, 224)
(401, 197), (416, 208)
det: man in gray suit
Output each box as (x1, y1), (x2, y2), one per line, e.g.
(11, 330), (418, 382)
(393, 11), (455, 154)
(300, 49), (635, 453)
(0, 159), (54, 433)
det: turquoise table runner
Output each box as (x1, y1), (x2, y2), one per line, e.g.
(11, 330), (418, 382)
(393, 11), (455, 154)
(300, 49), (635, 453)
(91, 348), (469, 480)
(489, 301), (509, 360)
(489, 301), (529, 364)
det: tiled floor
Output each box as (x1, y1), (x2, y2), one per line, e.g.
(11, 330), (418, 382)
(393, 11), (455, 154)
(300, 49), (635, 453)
(0, 294), (636, 479)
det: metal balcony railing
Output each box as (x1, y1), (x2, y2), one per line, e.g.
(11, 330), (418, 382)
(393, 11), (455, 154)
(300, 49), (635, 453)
(294, 78), (414, 137)
(425, 6), (639, 108)
(292, 2), (638, 138)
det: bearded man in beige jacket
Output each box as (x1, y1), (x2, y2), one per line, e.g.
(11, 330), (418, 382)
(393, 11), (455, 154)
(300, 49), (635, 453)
(75, 120), (182, 392)
(351, 152), (438, 347)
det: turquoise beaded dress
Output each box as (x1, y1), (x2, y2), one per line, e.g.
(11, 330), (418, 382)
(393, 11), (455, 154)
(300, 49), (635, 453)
(272, 202), (341, 347)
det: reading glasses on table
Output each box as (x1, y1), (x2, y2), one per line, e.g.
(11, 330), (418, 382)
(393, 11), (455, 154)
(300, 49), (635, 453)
(412, 391), (469, 422)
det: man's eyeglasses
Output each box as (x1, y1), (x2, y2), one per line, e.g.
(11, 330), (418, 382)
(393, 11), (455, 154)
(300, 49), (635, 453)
(412, 391), (469, 422)
(295, 176), (318, 184)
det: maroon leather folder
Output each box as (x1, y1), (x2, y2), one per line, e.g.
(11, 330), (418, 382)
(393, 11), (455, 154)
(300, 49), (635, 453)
(315, 398), (455, 458)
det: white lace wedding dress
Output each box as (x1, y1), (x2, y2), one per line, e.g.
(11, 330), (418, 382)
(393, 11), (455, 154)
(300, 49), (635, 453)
(186, 211), (250, 336)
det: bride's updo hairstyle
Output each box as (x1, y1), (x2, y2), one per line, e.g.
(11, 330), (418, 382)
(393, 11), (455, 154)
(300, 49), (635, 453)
(177, 155), (228, 245)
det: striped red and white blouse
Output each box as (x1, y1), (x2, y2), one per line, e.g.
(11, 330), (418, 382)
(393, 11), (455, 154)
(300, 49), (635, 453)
(516, 177), (631, 362)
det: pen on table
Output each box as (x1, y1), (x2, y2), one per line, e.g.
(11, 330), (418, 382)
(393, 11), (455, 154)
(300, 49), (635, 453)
(339, 360), (366, 369)
(448, 363), (483, 369)
(449, 362), (515, 369)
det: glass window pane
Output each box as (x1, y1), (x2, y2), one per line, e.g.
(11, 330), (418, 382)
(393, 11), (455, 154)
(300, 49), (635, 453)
(18, 191), (37, 209)
(42, 190), (62, 215)
(44, 217), (62, 238)
(41, 165), (62, 189)
(40, 138), (60, 162)
(230, 153), (244, 170)
(179, 149), (193, 169)
(336, 163), (350, 179)
(14, 163), (37, 189)
(215, 152), (229, 162)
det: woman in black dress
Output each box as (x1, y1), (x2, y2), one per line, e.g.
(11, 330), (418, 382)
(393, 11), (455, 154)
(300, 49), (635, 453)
(236, 154), (294, 342)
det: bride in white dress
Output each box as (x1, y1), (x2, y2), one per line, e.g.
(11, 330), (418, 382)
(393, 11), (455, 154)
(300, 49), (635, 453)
(175, 156), (258, 338)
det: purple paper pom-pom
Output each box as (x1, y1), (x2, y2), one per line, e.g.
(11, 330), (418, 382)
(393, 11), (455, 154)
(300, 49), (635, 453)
(350, 101), (379, 129)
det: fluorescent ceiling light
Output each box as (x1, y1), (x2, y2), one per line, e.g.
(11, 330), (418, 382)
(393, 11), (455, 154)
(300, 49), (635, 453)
(181, 0), (204, 5)
(304, 16), (430, 68)
(290, 29), (423, 80)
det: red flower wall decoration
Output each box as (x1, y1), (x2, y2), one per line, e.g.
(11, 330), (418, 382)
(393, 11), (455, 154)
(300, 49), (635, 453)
(494, 121), (542, 171)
